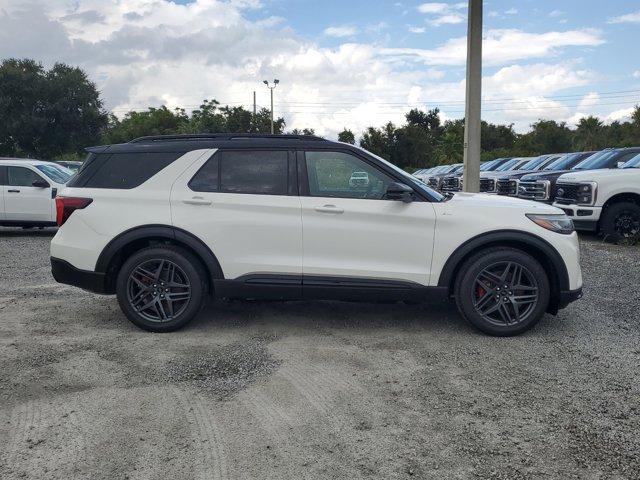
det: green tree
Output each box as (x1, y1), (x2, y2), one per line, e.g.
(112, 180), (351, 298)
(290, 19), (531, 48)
(0, 58), (107, 158)
(527, 120), (573, 154)
(574, 116), (605, 151)
(288, 128), (317, 136)
(337, 129), (355, 144)
(103, 106), (189, 144)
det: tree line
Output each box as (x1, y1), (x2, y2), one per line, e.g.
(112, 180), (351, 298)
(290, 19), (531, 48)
(1, 59), (639, 168)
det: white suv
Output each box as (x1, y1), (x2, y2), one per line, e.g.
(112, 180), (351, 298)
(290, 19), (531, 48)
(1, 158), (73, 228)
(50, 134), (583, 336)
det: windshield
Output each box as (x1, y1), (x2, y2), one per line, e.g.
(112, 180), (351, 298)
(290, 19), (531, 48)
(623, 153), (640, 168)
(573, 150), (615, 170)
(496, 158), (521, 171)
(544, 153), (580, 171)
(35, 164), (73, 184)
(521, 156), (550, 171)
(480, 159), (498, 171)
(355, 145), (445, 201)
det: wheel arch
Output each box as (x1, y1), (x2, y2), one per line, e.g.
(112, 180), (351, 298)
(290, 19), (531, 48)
(95, 225), (224, 294)
(437, 230), (570, 314)
(602, 192), (640, 210)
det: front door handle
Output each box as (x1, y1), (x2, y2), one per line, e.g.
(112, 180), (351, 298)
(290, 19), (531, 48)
(8, 189), (20, 193)
(314, 205), (344, 214)
(183, 197), (212, 206)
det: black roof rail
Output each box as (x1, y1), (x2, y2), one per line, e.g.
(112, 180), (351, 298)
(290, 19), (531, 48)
(128, 133), (327, 143)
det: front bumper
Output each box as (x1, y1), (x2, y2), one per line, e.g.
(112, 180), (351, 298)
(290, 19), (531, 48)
(558, 287), (583, 310)
(552, 203), (601, 231)
(51, 257), (109, 294)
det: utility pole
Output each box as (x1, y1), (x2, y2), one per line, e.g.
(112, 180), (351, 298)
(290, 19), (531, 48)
(263, 79), (279, 134)
(252, 91), (257, 132)
(463, 0), (482, 193)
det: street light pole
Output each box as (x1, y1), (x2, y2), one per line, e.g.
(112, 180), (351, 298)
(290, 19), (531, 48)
(263, 79), (279, 134)
(463, 0), (483, 193)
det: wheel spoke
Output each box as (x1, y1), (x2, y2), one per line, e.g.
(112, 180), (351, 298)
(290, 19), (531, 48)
(127, 258), (192, 323)
(472, 261), (540, 327)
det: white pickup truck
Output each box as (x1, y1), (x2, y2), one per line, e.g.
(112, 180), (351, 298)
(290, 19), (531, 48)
(553, 153), (640, 240)
(0, 158), (73, 228)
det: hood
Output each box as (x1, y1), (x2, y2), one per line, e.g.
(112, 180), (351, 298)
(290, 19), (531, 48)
(520, 170), (571, 182)
(448, 192), (561, 213)
(558, 168), (637, 183)
(480, 170), (522, 179)
(496, 170), (540, 180)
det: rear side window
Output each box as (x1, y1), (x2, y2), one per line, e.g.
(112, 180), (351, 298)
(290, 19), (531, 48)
(0, 166), (6, 185)
(69, 152), (183, 189)
(190, 150), (289, 195)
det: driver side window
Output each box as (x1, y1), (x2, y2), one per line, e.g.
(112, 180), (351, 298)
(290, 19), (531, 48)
(305, 151), (394, 199)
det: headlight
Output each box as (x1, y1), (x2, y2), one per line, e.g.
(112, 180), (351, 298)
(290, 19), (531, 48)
(576, 182), (597, 205)
(526, 214), (575, 235)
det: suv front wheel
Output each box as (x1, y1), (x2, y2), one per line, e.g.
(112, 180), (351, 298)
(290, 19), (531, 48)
(454, 248), (550, 336)
(116, 246), (208, 332)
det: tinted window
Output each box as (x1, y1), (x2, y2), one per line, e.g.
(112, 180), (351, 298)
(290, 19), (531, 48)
(219, 150), (288, 195)
(189, 154), (219, 192)
(0, 166), (6, 185)
(7, 166), (44, 186)
(305, 151), (394, 199)
(77, 152), (181, 189)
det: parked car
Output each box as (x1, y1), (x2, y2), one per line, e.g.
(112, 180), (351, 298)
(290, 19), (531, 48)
(441, 158), (513, 193)
(517, 151), (596, 203)
(519, 148), (640, 205)
(414, 165), (448, 183)
(553, 152), (640, 239)
(425, 164), (464, 191)
(51, 134), (582, 336)
(494, 154), (564, 196)
(0, 158), (73, 228)
(56, 160), (83, 173)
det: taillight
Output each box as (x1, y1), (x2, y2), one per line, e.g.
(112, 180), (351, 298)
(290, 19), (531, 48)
(55, 197), (93, 226)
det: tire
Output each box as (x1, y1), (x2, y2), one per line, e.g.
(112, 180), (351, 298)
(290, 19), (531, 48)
(454, 248), (550, 336)
(116, 245), (208, 332)
(600, 201), (640, 243)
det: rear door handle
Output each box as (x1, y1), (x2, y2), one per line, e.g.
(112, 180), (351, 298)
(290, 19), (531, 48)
(8, 189), (20, 193)
(183, 197), (212, 206)
(314, 205), (344, 214)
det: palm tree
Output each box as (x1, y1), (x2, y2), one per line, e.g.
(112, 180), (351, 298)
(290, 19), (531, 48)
(574, 116), (604, 151)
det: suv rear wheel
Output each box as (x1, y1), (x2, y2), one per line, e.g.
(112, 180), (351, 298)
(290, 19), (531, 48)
(116, 246), (208, 332)
(454, 248), (550, 336)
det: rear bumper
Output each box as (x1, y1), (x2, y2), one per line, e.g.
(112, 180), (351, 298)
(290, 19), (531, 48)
(558, 287), (583, 310)
(51, 257), (109, 294)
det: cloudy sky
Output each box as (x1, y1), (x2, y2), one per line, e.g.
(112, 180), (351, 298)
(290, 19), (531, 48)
(1, 0), (639, 138)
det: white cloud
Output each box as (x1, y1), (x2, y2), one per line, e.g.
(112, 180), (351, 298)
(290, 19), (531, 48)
(417, 1), (466, 27)
(417, 3), (449, 14)
(605, 107), (635, 123)
(429, 13), (465, 26)
(408, 26), (426, 34)
(505, 8), (518, 15)
(549, 10), (564, 18)
(0, 0), (612, 137)
(323, 25), (358, 38)
(633, 70), (640, 78)
(380, 28), (604, 67)
(608, 11), (640, 24)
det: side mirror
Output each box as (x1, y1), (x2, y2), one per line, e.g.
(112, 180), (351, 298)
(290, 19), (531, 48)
(32, 179), (50, 188)
(385, 182), (414, 203)
(617, 162), (626, 168)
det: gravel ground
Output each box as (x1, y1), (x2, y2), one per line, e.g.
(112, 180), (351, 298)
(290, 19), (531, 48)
(0, 227), (638, 480)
